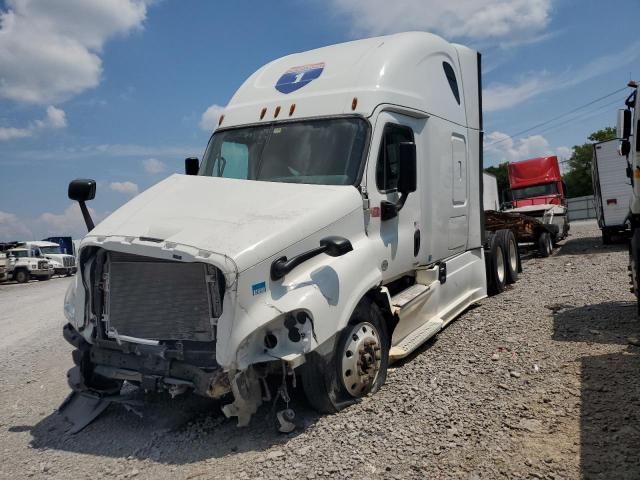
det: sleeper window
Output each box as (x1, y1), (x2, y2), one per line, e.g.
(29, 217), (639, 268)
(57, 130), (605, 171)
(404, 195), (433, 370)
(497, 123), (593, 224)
(442, 61), (461, 105)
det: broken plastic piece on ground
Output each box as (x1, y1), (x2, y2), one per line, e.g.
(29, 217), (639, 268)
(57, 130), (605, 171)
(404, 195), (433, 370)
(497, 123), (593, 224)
(58, 391), (144, 434)
(276, 408), (296, 433)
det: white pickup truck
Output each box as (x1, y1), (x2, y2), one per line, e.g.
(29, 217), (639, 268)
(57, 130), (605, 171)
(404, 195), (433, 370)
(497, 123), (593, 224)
(61, 32), (523, 431)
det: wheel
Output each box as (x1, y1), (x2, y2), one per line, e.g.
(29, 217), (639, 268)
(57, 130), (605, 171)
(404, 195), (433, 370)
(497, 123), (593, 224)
(602, 230), (612, 245)
(487, 233), (507, 295)
(630, 229), (640, 315)
(14, 270), (29, 283)
(302, 297), (390, 414)
(497, 229), (519, 284)
(537, 232), (552, 257)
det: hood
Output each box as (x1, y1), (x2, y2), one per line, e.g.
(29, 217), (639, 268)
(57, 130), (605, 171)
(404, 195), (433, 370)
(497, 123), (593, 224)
(89, 174), (363, 272)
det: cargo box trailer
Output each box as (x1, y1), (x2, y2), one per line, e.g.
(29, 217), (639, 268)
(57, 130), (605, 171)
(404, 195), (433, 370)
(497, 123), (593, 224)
(592, 139), (631, 243)
(60, 32), (525, 432)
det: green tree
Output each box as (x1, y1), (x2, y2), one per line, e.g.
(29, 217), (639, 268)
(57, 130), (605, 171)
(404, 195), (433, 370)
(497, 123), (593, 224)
(484, 162), (510, 202)
(563, 127), (616, 198)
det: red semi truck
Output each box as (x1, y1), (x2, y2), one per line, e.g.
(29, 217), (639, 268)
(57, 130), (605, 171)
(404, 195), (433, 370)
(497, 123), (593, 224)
(508, 156), (567, 208)
(499, 156), (570, 255)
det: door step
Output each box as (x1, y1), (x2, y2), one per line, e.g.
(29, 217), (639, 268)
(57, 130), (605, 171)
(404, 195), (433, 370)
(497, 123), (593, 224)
(389, 318), (444, 360)
(390, 283), (430, 310)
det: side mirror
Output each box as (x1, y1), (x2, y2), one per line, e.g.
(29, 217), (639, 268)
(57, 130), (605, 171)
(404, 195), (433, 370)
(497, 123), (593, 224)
(397, 142), (417, 194)
(621, 139), (631, 156)
(617, 109), (632, 139)
(185, 157), (199, 176)
(68, 178), (97, 232)
(68, 179), (96, 202)
(34, 250), (41, 257)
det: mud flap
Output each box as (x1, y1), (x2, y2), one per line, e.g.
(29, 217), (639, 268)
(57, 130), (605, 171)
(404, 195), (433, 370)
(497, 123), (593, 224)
(58, 391), (144, 434)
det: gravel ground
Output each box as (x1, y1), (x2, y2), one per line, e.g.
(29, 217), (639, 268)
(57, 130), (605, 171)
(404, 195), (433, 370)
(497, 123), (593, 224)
(1, 220), (639, 479)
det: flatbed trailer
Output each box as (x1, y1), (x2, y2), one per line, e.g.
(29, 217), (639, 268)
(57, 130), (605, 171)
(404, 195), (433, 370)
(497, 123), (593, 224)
(485, 210), (556, 257)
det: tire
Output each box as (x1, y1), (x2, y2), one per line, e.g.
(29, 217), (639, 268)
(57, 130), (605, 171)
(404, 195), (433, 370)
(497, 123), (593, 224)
(602, 230), (612, 245)
(537, 231), (552, 257)
(14, 269), (29, 283)
(497, 229), (519, 284)
(302, 297), (390, 414)
(486, 232), (507, 295)
(630, 229), (640, 315)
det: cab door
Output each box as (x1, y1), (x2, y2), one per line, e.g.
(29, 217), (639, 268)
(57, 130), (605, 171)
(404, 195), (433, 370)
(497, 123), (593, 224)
(365, 111), (424, 281)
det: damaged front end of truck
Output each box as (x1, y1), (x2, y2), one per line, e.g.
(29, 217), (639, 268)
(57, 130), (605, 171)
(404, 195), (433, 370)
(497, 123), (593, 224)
(60, 175), (362, 433)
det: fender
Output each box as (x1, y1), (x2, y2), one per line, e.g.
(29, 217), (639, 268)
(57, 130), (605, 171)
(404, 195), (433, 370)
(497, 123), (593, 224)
(219, 231), (385, 370)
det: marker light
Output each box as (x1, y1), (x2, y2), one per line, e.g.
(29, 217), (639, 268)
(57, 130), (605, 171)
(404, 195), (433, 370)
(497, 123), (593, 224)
(274, 106), (281, 118)
(289, 104), (296, 116)
(351, 97), (358, 110)
(260, 108), (267, 120)
(218, 115), (224, 126)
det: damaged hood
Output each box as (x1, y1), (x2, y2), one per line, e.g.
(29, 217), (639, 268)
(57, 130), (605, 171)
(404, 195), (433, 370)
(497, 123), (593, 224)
(87, 174), (363, 272)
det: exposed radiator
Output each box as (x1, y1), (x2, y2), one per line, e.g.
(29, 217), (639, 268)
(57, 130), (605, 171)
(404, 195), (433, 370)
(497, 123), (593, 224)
(105, 252), (223, 342)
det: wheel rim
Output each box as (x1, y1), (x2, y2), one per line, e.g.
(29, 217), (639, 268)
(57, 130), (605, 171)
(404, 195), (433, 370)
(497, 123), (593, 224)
(496, 245), (505, 284)
(508, 238), (518, 273)
(340, 322), (382, 397)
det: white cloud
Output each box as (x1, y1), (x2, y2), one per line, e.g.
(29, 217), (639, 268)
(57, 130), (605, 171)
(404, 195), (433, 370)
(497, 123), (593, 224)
(483, 77), (551, 112)
(200, 104), (225, 131)
(0, 126), (31, 141)
(39, 203), (98, 237)
(329, 0), (551, 44)
(0, 0), (150, 105)
(142, 157), (165, 175)
(110, 181), (139, 196)
(484, 130), (570, 165)
(0, 210), (32, 240)
(0, 105), (68, 141)
(483, 42), (640, 112)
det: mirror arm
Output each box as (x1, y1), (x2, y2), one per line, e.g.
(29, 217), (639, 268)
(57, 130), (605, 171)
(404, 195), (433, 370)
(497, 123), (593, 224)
(78, 201), (95, 231)
(380, 192), (409, 221)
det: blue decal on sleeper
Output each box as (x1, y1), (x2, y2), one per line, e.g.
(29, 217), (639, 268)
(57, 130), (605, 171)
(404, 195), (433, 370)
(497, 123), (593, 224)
(275, 62), (325, 94)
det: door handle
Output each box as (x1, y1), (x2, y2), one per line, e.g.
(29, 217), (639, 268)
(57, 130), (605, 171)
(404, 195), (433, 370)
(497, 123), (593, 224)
(414, 229), (421, 257)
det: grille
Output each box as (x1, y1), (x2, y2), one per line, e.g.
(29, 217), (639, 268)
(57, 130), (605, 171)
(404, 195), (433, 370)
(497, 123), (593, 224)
(105, 252), (223, 341)
(63, 256), (75, 267)
(38, 261), (48, 269)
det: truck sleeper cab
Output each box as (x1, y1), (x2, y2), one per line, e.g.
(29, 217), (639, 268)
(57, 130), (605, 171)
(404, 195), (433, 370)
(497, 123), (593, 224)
(63, 32), (503, 428)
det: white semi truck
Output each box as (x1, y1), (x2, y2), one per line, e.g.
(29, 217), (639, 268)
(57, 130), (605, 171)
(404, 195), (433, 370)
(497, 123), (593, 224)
(23, 240), (76, 276)
(617, 81), (640, 310)
(60, 32), (522, 431)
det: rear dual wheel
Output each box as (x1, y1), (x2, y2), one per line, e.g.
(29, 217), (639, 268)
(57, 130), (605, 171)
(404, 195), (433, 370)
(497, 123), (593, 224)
(487, 229), (519, 295)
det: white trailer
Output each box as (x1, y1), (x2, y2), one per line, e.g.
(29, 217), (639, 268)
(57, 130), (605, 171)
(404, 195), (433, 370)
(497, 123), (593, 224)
(60, 32), (521, 431)
(592, 139), (631, 243)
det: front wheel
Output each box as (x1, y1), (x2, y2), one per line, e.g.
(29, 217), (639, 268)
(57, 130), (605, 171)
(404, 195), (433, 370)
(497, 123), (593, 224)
(302, 298), (390, 414)
(538, 232), (552, 257)
(14, 270), (29, 283)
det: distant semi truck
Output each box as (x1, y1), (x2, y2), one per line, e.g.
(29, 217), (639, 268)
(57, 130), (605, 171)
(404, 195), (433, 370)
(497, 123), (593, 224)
(592, 139), (632, 243)
(502, 156), (570, 254)
(22, 240), (76, 276)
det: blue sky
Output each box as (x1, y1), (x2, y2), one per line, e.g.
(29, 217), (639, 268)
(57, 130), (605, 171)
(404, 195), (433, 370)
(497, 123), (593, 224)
(1, 0), (639, 240)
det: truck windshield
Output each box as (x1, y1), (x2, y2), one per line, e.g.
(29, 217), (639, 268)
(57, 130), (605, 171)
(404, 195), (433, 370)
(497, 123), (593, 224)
(199, 118), (368, 185)
(10, 250), (28, 258)
(40, 246), (62, 254)
(511, 183), (558, 200)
